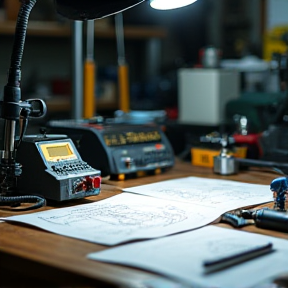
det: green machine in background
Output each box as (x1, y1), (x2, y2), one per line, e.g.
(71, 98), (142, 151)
(225, 92), (287, 133)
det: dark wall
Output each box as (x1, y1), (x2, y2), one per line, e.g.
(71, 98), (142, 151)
(123, 0), (211, 66)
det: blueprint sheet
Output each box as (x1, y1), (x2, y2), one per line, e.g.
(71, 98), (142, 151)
(0, 177), (273, 245)
(123, 176), (273, 211)
(88, 226), (288, 288)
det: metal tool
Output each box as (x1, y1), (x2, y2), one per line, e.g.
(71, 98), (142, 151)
(115, 12), (130, 113)
(220, 213), (254, 228)
(213, 135), (238, 175)
(226, 207), (288, 233)
(200, 133), (238, 175)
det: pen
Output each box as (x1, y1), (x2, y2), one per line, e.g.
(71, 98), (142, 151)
(203, 242), (274, 274)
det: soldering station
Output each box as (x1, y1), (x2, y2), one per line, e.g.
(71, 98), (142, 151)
(1, 0), (288, 287)
(46, 118), (174, 180)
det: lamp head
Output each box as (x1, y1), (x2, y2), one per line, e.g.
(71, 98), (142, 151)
(149, 0), (197, 10)
(54, 0), (145, 20)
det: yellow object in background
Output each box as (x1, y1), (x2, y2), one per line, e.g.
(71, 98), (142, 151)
(118, 64), (130, 113)
(136, 171), (146, 178)
(263, 25), (288, 61)
(83, 20), (96, 119)
(118, 174), (125, 181)
(233, 146), (247, 159)
(4, 0), (21, 21)
(83, 59), (95, 118)
(115, 13), (130, 113)
(191, 148), (219, 168)
(191, 147), (247, 168)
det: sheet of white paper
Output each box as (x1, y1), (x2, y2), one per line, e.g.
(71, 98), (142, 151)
(124, 176), (273, 210)
(88, 226), (288, 288)
(0, 193), (222, 245)
(0, 177), (273, 245)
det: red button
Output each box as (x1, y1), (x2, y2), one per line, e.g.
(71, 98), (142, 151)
(93, 176), (101, 188)
(155, 144), (163, 150)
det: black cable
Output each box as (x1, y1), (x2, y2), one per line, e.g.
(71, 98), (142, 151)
(7, 0), (37, 86)
(0, 195), (46, 211)
(237, 158), (288, 170)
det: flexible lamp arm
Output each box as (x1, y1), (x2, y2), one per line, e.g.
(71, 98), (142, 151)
(0, 0), (46, 211)
(2, 0), (44, 125)
(6, 0), (36, 89)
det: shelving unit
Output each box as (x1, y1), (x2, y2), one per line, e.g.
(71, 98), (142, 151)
(0, 20), (167, 39)
(206, 0), (264, 59)
(45, 96), (118, 113)
(0, 20), (167, 114)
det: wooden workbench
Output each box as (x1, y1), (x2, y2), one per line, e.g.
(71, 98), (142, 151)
(0, 159), (288, 287)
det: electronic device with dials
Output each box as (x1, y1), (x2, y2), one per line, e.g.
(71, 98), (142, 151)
(16, 134), (101, 201)
(47, 120), (175, 180)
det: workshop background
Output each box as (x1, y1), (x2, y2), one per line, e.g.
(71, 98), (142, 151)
(0, 0), (287, 159)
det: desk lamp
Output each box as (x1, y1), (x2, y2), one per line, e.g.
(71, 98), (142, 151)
(0, 0), (195, 211)
(149, 0), (197, 10)
(54, 0), (197, 20)
(0, 0), (146, 211)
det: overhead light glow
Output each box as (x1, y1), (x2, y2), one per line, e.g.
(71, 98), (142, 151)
(150, 0), (197, 10)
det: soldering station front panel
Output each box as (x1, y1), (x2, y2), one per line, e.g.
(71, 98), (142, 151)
(47, 121), (175, 179)
(16, 136), (101, 201)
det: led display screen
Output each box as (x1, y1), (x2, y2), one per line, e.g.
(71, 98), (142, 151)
(103, 131), (162, 146)
(40, 142), (77, 162)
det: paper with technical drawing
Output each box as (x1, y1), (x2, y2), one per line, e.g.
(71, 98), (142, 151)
(88, 225), (288, 288)
(0, 193), (222, 245)
(0, 177), (273, 245)
(124, 176), (273, 211)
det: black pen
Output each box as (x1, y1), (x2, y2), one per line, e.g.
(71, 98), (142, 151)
(203, 242), (274, 274)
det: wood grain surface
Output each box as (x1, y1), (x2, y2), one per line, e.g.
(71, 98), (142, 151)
(1, 159), (287, 287)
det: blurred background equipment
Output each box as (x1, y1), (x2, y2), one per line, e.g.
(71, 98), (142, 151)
(47, 118), (175, 180)
(115, 12), (130, 113)
(178, 68), (240, 126)
(2, 0), (288, 177)
(83, 20), (96, 118)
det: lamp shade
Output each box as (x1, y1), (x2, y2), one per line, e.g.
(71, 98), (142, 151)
(54, 0), (145, 20)
(150, 0), (197, 10)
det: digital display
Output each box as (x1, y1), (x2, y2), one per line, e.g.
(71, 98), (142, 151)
(40, 141), (77, 162)
(104, 131), (162, 146)
(46, 145), (73, 157)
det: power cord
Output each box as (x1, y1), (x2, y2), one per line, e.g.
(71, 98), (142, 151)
(0, 195), (46, 211)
